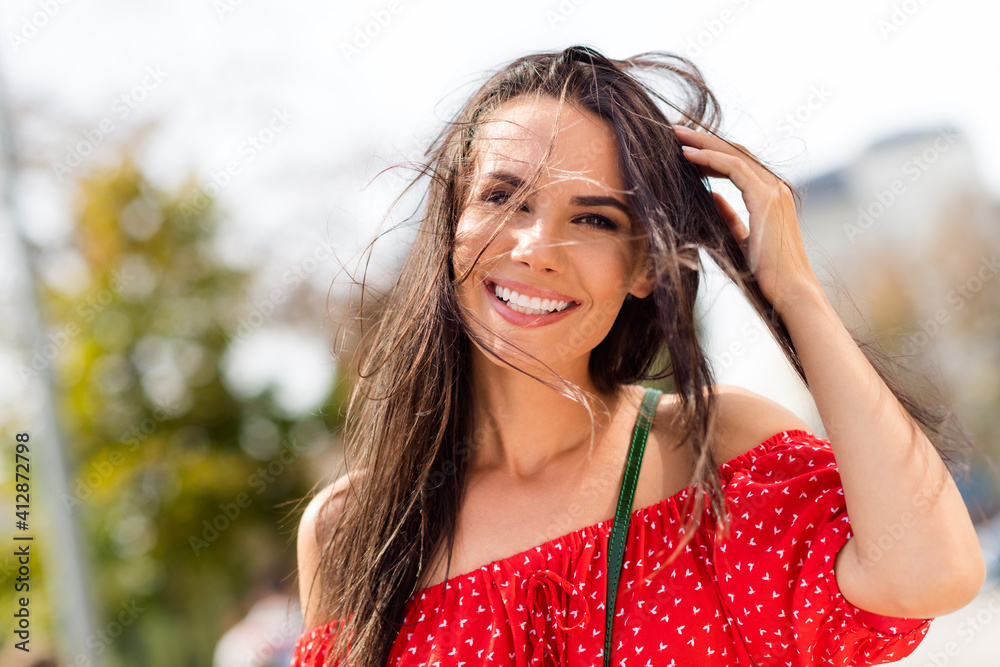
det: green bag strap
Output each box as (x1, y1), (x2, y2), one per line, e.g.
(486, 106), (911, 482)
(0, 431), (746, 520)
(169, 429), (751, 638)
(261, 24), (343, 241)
(604, 386), (661, 666)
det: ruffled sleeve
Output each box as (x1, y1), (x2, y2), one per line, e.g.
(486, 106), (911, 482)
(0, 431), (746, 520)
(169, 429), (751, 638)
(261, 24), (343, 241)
(712, 430), (933, 667)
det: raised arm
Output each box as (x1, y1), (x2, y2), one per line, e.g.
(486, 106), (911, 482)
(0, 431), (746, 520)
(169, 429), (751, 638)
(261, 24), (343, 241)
(767, 278), (984, 618)
(673, 123), (985, 619)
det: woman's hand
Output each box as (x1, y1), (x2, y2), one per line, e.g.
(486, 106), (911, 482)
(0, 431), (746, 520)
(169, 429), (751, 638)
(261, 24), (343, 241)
(672, 125), (820, 315)
(671, 127), (986, 618)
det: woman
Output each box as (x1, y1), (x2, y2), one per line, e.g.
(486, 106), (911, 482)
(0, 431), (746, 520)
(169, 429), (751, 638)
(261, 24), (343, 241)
(292, 45), (984, 666)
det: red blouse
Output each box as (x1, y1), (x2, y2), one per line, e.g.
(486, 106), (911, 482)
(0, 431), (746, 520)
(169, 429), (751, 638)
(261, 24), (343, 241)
(292, 430), (933, 666)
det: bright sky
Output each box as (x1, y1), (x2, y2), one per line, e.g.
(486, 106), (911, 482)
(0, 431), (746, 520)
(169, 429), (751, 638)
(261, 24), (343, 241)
(1, 0), (997, 414)
(3, 0), (998, 238)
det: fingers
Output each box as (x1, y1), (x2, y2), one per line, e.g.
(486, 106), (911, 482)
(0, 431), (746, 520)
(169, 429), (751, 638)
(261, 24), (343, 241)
(673, 125), (773, 184)
(680, 147), (728, 179)
(680, 145), (768, 204)
(711, 192), (750, 246)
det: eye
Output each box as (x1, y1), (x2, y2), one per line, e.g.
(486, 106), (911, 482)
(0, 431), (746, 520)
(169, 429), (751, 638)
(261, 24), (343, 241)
(481, 188), (620, 230)
(575, 214), (619, 231)
(482, 189), (525, 209)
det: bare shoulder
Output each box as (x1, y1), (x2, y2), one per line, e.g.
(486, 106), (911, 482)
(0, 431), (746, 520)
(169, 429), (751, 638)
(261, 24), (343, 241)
(707, 384), (812, 462)
(649, 384), (810, 463)
(296, 468), (364, 628)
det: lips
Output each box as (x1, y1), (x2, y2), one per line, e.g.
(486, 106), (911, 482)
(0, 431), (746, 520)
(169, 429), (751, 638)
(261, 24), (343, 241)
(483, 280), (580, 327)
(489, 283), (572, 315)
(488, 278), (577, 304)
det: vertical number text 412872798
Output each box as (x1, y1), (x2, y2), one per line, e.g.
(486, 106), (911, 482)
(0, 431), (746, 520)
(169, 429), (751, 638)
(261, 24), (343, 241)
(13, 432), (33, 652)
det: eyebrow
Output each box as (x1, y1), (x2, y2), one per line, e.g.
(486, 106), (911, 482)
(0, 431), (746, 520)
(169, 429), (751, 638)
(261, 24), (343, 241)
(483, 170), (634, 221)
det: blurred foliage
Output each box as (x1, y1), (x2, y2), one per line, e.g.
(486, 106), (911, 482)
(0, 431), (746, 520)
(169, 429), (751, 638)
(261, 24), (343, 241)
(1, 153), (347, 665)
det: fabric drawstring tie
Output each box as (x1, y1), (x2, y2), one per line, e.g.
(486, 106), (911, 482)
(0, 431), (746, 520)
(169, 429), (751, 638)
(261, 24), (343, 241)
(525, 569), (591, 667)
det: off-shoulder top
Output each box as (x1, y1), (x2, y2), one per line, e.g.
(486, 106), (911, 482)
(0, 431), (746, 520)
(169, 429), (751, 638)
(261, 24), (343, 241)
(292, 429), (933, 666)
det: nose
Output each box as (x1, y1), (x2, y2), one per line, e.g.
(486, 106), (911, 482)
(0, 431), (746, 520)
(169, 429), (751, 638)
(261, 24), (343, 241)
(507, 207), (566, 275)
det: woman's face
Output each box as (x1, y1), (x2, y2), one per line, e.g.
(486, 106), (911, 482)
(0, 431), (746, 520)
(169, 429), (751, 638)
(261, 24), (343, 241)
(452, 94), (655, 373)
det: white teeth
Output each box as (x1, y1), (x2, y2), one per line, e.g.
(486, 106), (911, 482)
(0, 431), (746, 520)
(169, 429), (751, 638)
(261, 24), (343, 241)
(491, 282), (574, 315)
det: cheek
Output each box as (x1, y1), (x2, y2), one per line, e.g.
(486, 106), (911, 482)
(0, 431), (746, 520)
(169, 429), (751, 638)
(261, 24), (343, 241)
(453, 212), (507, 275)
(452, 216), (483, 275)
(581, 242), (635, 298)
(451, 217), (497, 301)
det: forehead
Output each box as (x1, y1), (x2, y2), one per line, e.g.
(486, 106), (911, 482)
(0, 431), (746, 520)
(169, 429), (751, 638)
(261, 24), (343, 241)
(470, 95), (625, 191)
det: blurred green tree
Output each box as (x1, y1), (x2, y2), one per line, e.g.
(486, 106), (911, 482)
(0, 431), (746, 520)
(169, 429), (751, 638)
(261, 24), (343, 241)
(6, 153), (345, 665)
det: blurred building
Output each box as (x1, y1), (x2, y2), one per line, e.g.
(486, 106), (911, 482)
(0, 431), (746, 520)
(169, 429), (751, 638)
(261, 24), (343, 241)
(799, 125), (991, 258)
(797, 125), (1000, 530)
(696, 126), (999, 456)
(213, 592), (303, 667)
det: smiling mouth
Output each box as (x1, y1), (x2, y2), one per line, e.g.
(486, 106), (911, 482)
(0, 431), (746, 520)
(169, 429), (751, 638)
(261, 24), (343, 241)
(486, 281), (580, 316)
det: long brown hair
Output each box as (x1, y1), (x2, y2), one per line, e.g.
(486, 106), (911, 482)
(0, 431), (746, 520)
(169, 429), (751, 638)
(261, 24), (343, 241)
(303, 44), (973, 666)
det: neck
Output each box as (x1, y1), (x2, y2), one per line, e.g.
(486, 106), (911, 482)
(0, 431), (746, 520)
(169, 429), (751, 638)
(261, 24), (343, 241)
(467, 347), (623, 480)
